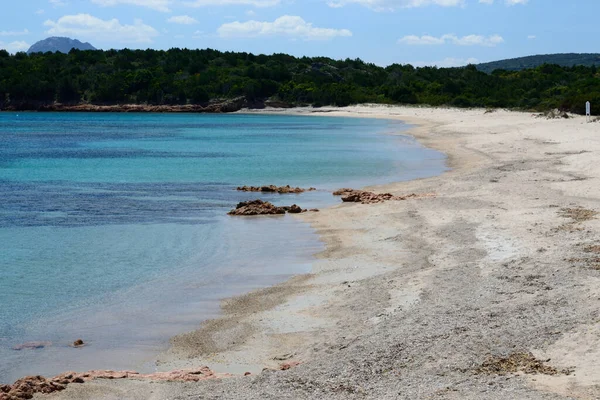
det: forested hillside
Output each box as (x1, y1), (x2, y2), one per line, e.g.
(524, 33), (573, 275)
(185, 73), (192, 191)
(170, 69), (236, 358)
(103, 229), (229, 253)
(477, 53), (600, 74)
(1, 48), (599, 114)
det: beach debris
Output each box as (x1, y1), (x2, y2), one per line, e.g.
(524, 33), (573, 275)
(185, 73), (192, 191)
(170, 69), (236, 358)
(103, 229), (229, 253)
(333, 189), (435, 205)
(11, 341), (52, 351)
(555, 207), (598, 232)
(0, 368), (228, 400)
(72, 339), (85, 348)
(559, 207), (598, 223)
(237, 185), (316, 194)
(273, 353), (294, 361)
(535, 109), (570, 120)
(244, 372), (252, 376)
(228, 200), (316, 216)
(475, 352), (572, 376)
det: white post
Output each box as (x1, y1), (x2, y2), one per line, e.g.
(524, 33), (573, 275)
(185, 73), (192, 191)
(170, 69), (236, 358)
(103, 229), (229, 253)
(586, 101), (591, 122)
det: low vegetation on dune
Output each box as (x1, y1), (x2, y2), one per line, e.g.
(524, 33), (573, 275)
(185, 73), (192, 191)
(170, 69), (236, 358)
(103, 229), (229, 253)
(1, 48), (599, 114)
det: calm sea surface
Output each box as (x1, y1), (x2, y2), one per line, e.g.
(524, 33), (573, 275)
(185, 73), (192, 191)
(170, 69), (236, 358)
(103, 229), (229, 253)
(0, 112), (446, 382)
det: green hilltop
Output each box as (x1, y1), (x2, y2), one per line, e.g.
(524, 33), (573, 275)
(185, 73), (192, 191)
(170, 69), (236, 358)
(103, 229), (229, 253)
(477, 53), (600, 74)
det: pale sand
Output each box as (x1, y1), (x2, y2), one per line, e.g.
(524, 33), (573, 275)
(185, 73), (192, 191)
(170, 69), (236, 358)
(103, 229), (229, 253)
(41, 105), (600, 399)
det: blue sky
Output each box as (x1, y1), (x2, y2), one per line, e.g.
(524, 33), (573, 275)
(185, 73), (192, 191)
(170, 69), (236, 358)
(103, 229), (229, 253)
(0, 0), (599, 66)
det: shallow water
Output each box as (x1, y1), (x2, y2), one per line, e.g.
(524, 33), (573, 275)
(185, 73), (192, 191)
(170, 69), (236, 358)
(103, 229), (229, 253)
(0, 112), (446, 382)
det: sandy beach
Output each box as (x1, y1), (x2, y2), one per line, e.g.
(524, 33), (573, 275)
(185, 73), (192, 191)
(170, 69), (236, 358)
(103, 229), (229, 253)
(26, 105), (600, 399)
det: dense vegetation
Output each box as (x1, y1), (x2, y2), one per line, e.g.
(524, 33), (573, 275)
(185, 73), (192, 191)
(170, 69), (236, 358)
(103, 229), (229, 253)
(1, 48), (600, 114)
(476, 53), (600, 74)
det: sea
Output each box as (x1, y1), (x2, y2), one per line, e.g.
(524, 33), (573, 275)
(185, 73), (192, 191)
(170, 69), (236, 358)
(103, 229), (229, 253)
(0, 112), (446, 383)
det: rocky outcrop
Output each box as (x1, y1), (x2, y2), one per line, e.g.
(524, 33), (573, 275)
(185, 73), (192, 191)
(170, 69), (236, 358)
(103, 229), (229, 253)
(228, 200), (286, 216)
(333, 188), (355, 196)
(0, 368), (224, 400)
(237, 185), (316, 194)
(228, 200), (316, 216)
(334, 189), (435, 205)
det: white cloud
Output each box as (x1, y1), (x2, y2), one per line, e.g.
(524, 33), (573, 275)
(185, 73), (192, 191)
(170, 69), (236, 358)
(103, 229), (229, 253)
(36, 9), (46, 14)
(326, 0), (465, 11)
(0, 29), (30, 37)
(527, 35), (536, 39)
(49, 0), (68, 6)
(90, 0), (172, 12)
(44, 14), (159, 44)
(218, 15), (352, 40)
(167, 15), (198, 24)
(184, 0), (279, 7)
(0, 41), (30, 54)
(399, 33), (504, 46)
(411, 57), (479, 67)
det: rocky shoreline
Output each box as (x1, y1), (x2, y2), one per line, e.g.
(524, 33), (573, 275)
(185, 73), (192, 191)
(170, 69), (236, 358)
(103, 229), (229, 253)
(236, 185), (316, 194)
(0, 98), (294, 113)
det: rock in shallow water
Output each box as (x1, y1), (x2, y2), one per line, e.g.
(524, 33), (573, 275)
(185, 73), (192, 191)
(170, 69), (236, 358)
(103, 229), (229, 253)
(228, 200), (315, 216)
(11, 341), (52, 351)
(236, 185), (316, 194)
(228, 200), (286, 216)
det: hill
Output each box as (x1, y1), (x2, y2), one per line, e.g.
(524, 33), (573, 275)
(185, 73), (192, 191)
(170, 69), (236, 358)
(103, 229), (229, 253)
(27, 37), (96, 54)
(1, 48), (599, 114)
(476, 53), (600, 74)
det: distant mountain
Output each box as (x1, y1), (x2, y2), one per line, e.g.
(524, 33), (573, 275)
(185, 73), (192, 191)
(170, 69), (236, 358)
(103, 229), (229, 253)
(27, 37), (96, 54)
(476, 53), (600, 74)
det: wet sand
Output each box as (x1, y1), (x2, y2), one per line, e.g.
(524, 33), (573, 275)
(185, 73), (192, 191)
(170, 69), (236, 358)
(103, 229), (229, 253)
(40, 105), (600, 399)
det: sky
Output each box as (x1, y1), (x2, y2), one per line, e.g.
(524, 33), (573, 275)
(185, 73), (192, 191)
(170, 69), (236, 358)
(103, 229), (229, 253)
(0, 0), (599, 67)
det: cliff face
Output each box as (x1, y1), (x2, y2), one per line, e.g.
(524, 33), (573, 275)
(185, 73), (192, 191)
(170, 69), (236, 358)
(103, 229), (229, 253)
(27, 37), (96, 54)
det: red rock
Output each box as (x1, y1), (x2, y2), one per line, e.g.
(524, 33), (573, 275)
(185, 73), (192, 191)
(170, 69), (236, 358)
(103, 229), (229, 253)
(3, 376), (65, 400)
(228, 200), (286, 216)
(280, 361), (302, 371)
(333, 188), (355, 196)
(335, 189), (435, 205)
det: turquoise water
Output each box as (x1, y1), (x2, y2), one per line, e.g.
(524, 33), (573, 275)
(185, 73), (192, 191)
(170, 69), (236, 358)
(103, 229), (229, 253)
(0, 112), (446, 383)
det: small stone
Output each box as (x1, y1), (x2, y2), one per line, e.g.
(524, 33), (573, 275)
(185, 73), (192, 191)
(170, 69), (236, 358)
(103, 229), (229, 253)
(73, 339), (85, 347)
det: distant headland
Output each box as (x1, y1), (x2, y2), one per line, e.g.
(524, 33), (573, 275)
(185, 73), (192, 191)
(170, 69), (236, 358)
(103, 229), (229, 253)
(27, 37), (96, 54)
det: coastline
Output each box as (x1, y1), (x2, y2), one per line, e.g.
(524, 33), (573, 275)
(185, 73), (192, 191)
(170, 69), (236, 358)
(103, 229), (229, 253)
(26, 105), (600, 399)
